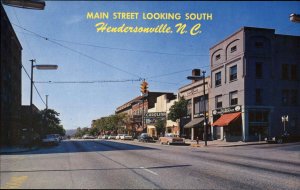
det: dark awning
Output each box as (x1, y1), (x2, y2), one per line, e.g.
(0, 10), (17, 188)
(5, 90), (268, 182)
(212, 112), (241, 127)
(184, 117), (205, 128)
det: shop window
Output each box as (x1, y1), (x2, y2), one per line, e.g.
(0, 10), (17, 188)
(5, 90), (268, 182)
(255, 89), (263, 105)
(215, 72), (221, 87)
(291, 64), (297, 81)
(215, 95), (222, 108)
(248, 111), (269, 122)
(281, 64), (289, 80)
(229, 65), (237, 81)
(229, 91), (238, 106)
(255, 62), (263, 78)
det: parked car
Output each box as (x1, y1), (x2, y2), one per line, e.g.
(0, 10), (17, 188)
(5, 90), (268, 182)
(108, 135), (117, 140)
(42, 134), (60, 146)
(266, 132), (300, 144)
(116, 134), (125, 140)
(138, 133), (154, 142)
(53, 134), (62, 142)
(82, 134), (95, 139)
(159, 133), (185, 145)
(120, 134), (133, 140)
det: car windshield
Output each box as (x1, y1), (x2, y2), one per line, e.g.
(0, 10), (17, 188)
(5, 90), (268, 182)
(165, 133), (175, 137)
(46, 134), (56, 138)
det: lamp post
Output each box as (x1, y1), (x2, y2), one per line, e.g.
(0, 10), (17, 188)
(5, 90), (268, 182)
(46, 95), (48, 109)
(2, 0), (45, 10)
(187, 70), (208, 146)
(29, 59), (57, 145)
(281, 115), (288, 132)
(290, 14), (300, 23)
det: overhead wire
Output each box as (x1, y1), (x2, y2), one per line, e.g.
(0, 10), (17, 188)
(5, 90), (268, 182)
(11, 23), (143, 79)
(12, 9), (46, 107)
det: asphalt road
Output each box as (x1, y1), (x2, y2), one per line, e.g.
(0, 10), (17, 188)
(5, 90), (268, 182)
(1, 139), (299, 189)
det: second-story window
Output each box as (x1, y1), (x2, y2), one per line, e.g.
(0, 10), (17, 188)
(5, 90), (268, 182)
(255, 88), (263, 105)
(255, 41), (264, 48)
(215, 95), (222, 108)
(230, 46), (237, 53)
(215, 72), (221, 87)
(281, 64), (289, 80)
(291, 89), (298, 105)
(282, 89), (289, 105)
(291, 64), (297, 81)
(229, 91), (238, 106)
(187, 99), (192, 116)
(255, 62), (263, 78)
(229, 65), (237, 81)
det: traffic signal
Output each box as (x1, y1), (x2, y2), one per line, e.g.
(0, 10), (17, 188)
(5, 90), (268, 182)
(140, 81), (148, 94)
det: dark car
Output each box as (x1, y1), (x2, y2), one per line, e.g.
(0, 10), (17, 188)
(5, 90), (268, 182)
(266, 131), (300, 144)
(138, 133), (154, 142)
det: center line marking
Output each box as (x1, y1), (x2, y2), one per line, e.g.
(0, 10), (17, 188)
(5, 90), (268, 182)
(139, 167), (158, 176)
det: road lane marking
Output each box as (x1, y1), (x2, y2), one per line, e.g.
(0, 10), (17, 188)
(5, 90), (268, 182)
(139, 167), (158, 176)
(1, 176), (28, 189)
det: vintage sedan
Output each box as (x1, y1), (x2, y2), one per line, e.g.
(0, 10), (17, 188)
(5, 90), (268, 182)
(138, 133), (154, 142)
(159, 133), (185, 145)
(42, 134), (60, 146)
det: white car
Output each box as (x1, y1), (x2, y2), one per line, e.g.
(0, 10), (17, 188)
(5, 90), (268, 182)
(116, 134), (125, 140)
(108, 135), (117, 140)
(120, 134), (133, 140)
(42, 134), (60, 146)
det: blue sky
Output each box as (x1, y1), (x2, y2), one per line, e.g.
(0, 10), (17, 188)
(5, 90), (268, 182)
(4, 1), (300, 130)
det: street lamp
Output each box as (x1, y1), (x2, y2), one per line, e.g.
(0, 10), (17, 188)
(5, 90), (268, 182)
(29, 59), (57, 145)
(30, 59), (58, 107)
(281, 115), (288, 132)
(187, 70), (208, 146)
(290, 14), (300, 23)
(2, 0), (45, 10)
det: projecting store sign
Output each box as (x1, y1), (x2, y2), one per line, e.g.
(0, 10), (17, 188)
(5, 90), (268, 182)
(144, 112), (167, 125)
(212, 105), (241, 115)
(144, 112), (167, 118)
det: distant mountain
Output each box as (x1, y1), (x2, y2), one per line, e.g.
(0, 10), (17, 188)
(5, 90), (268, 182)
(65, 129), (77, 136)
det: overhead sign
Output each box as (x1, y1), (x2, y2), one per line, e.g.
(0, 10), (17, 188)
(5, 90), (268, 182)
(144, 112), (167, 118)
(212, 105), (241, 115)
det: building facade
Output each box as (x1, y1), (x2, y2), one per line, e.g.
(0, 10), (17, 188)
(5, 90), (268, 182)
(209, 27), (300, 142)
(115, 92), (175, 136)
(1, 5), (23, 146)
(178, 69), (210, 140)
(147, 94), (178, 137)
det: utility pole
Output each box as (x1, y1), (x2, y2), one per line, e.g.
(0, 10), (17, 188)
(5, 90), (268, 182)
(202, 71), (207, 146)
(46, 95), (48, 109)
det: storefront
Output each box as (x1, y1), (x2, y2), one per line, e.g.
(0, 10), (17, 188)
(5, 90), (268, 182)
(184, 117), (205, 140)
(211, 105), (242, 142)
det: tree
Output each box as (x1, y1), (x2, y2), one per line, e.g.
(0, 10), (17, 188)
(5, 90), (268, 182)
(168, 97), (188, 136)
(40, 109), (65, 136)
(155, 119), (166, 137)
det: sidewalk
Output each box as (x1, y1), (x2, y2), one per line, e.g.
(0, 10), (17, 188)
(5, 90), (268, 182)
(186, 139), (267, 147)
(0, 146), (39, 154)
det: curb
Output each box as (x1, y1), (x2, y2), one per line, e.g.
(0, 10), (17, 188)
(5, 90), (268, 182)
(0, 146), (39, 154)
